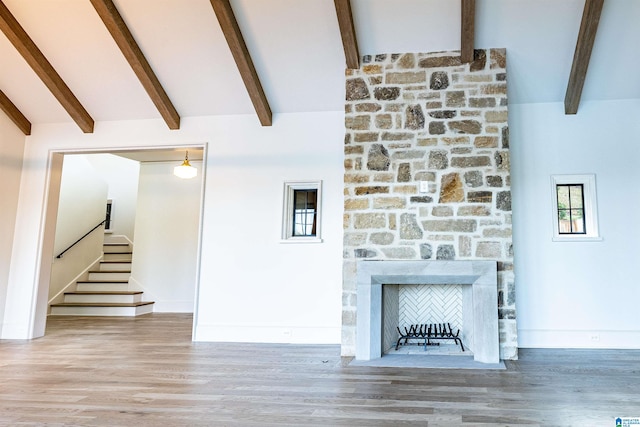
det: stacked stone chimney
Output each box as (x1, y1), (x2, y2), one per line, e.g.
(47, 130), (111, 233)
(341, 49), (517, 360)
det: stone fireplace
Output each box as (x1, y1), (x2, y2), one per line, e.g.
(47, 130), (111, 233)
(356, 260), (499, 364)
(341, 49), (517, 361)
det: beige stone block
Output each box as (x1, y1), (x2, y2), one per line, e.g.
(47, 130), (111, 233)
(344, 173), (369, 183)
(353, 132), (379, 142)
(474, 136), (499, 148)
(476, 241), (502, 258)
(458, 205), (491, 216)
(432, 206), (453, 217)
(463, 74), (493, 82)
(342, 260), (357, 289)
(355, 103), (382, 112)
(392, 150), (425, 160)
(344, 232), (367, 246)
(397, 53), (416, 69)
(363, 64), (383, 74)
(345, 198), (370, 210)
(389, 213), (397, 230)
(344, 145), (364, 155)
(426, 102), (443, 109)
(381, 247), (417, 259)
(354, 213), (386, 229)
(486, 110), (508, 123)
(373, 197), (406, 209)
(386, 71), (426, 84)
(422, 219), (477, 232)
(385, 104), (403, 112)
(346, 115), (371, 130)
(382, 132), (414, 141)
(389, 142), (412, 149)
(481, 83), (507, 95)
(355, 186), (389, 195)
(443, 137), (470, 145)
(393, 185), (418, 194)
(375, 114), (393, 129)
(417, 137), (438, 146)
(483, 228), (512, 238)
(439, 173), (464, 203)
(370, 232), (395, 245)
(344, 159), (353, 170)
(373, 173), (394, 182)
(459, 235), (472, 257)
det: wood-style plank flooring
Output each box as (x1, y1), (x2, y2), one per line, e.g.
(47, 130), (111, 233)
(0, 313), (638, 426)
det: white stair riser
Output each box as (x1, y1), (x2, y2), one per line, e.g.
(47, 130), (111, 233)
(103, 245), (131, 253)
(102, 253), (132, 262)
(99, 262), (132, 271)
(76, 282), (130, 292)
(88, 272), (130, 281)
(50, 305), (153, 317)
(63, 294), (142, 304)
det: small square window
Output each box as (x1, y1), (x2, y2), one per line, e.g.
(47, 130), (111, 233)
(551, 174), (600, 241)
(104, 199), (113, 233)
(281, 181), (322, 243)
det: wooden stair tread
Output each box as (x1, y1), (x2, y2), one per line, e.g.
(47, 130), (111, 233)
(64, 291), (143, 295)
(50, 301), (154, 308)
(77, 280), (130, 283)
(89, 270), (131, 273)
(100, 260), (132, 263)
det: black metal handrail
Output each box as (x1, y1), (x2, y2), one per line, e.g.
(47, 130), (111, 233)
(56, 220), (106, 259)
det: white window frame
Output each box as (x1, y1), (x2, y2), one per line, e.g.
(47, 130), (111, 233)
(550, 174), (601, 242)
(104, 199), (113, 234)
(281, 180), (323, 243)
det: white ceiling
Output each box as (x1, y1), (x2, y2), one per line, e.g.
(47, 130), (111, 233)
(1, 0), (639, 128)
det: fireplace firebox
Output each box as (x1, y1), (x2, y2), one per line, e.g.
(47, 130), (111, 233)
(356, 260), (499, 364)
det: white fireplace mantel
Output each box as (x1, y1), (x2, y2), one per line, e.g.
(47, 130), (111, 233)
(356, 260), (499, 364)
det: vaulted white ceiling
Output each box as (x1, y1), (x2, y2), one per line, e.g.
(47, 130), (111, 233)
(0, 0), (638, 131)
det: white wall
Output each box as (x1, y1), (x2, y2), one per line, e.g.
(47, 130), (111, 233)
(1, 112), (344, 344)
(49, 155), (108, 302)
(511, 99), (640, 348)
(0, 115), (25, 334)
(130, 161), (202, 312)
(85, 154), (140, 242)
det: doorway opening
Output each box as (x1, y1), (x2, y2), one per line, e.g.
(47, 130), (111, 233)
(36, 145), (206, 340)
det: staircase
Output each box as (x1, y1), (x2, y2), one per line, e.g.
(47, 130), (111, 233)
(50, 242), (154, 316)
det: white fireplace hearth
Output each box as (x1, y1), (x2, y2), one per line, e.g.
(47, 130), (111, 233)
(356, 260), (499, 364)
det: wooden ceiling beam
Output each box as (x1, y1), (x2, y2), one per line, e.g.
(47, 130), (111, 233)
(210, 0), (272, 126)
(90, 0), (180, 130)
(564, 0), (604, 115)
(0, 0), (94, 133)
(461, 0), (475, 63)
(0, 89), (31, 135)
(334, 0), (360, 69)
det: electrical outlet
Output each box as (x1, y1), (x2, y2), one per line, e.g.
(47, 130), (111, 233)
(419, 181), (429, 193)
(590, 334), (600, 342)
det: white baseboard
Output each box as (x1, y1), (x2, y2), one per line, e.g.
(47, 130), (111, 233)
(518, 329), (640, 349)
(151, 301), (194, 313)
(194, 324), (341, 345)
(0, 322), (31, 339)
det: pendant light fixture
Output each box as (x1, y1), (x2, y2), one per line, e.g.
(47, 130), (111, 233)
(173, 150), (197, 179)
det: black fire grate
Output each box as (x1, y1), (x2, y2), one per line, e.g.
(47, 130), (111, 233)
(395, 323), (465, 352)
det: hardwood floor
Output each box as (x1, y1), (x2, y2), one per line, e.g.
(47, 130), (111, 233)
(0, 314), (637, 426)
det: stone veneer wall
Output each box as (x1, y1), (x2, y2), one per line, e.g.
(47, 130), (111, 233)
(342, 49), (517, 360)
